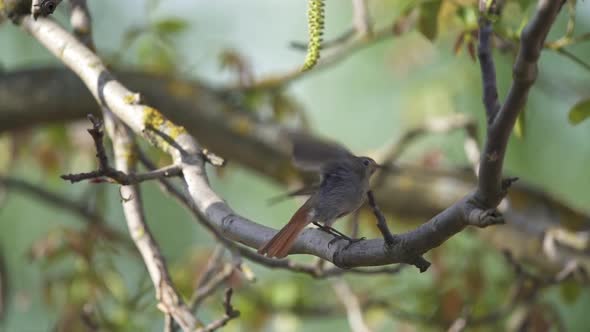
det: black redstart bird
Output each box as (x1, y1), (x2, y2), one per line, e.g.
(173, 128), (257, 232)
(258, 133), (379, 258)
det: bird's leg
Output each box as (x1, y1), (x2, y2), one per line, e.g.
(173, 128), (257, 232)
(313, 222), (365, 248)
(313, 221), (346, 238)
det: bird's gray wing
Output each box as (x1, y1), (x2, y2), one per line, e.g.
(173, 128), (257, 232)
(288, 132), (354, 172)
(266, 184), (320, 205)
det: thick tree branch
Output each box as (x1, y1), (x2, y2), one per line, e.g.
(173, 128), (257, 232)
(476, 0), (564, 206)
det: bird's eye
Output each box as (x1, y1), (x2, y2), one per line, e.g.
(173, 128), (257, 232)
(362, 159), (370, 166)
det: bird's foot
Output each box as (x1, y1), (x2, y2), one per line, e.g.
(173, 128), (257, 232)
(313, 222), (365, 248)
(343, 236), (366, 250)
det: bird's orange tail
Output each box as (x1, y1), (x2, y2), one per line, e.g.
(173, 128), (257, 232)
(258, 205), (311, 258)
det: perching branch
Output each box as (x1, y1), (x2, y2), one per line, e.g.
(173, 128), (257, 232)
(140, 146), (408, 278)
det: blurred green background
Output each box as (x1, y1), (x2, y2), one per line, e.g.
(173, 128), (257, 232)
(1, 0), (590, 331)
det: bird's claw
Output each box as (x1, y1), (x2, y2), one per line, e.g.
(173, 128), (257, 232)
(344, 236), (365, 250)
(328, 235), (366, 249)
(314, 222), (364, 248)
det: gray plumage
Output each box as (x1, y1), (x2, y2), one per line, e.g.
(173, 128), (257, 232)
(258, 133), (379, 258)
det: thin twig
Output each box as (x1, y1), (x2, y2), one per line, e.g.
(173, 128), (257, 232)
(503, 251), (586, 286)
(552, 48), (590, 72)
(477, 14), (501, 123)
(243, 20), (399, 90)
(367, 190), (431, 272)
(192, 246), (226, 295)
(374, 114), (479, 187)
(61, 163), (183, 184)
(103, 111), (198, 331)
(61, 115), (183, 185)
(190, 263), (234, 312)
(195, 288), (240, 332)
(290, 29), (356, 51)
(1, 175), (103, 223)
(164, 314), (173, 332)
(366, 190), (395, 245)
(68, 0), (95, 50)
(446, 250), (588, 331)
(544, 0), (576, 49)
(0, 175), (132, 248)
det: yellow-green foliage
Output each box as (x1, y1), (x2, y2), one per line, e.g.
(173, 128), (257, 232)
(1, 0), (31, 18)
(142, 106), (186, 151)
(302, 0), (325, 71)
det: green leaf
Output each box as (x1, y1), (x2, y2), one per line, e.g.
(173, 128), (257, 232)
(514, 108), (526, 138)
(136, 35), (176, 73)
(270, 282), (298, 308)
(517, 0), (536, 11)
(417, 0), (442, 40)
(568, 98), (590, 125)
(122, 26), (146, 45)
(153, 17), (189, 35)
(560, 280), (581, 304)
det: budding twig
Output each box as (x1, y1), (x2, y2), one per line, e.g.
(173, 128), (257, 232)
(61, 115), (183, 185)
